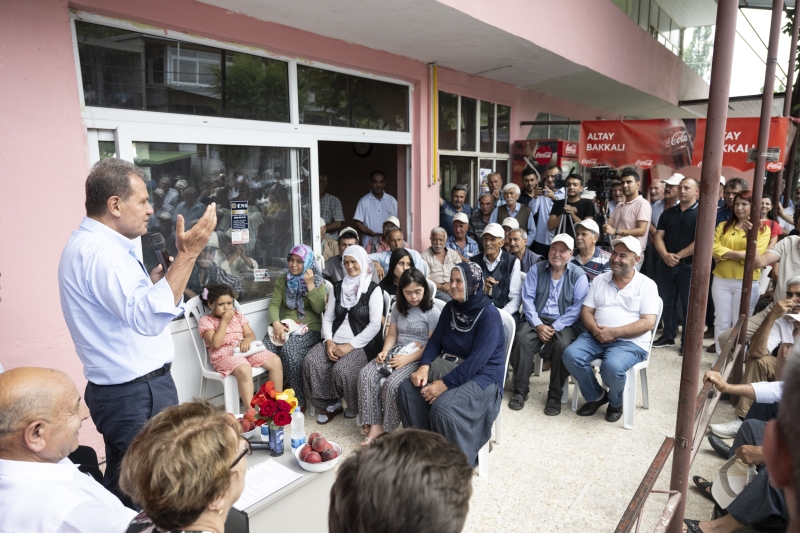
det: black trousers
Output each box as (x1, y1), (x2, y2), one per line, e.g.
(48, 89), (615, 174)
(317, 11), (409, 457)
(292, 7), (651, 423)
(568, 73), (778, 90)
(530, 240), (550, 258)
(85, 371), (178, 508)
(67, 445), (102, 484)
(657, 262), (692, 344)
(509, 318), (578, 401)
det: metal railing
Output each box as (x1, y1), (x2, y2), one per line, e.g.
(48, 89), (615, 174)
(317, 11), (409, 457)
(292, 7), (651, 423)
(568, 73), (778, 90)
(614, 315), (745, 533)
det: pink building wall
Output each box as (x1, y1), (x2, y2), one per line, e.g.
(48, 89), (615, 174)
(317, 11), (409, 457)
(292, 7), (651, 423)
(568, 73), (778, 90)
(1, 0), (627, 452)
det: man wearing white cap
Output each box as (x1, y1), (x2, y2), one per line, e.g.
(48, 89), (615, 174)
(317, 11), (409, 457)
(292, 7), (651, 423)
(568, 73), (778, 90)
(489, 183), (536, 247)
(563, 236), (659, 423)
(365, 216), (403, 254)
(653, 176), (699, 353)
(368, 226), (426, 276)
(501, 217), (519, 253)
(509, 233), (588, 414)
(354, 170), (398, 248)
(446, 213), (479, 260)
(646, 174), (681, 279)
(570, 219), (610, 281)
(474, 223), (521, 318)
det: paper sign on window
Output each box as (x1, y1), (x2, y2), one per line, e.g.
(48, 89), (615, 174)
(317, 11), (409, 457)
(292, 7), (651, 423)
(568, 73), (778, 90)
(230, 201), (249, 244)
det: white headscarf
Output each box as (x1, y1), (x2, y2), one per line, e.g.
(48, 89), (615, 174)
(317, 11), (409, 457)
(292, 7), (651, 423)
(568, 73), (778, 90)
(340, 245), (373, 309)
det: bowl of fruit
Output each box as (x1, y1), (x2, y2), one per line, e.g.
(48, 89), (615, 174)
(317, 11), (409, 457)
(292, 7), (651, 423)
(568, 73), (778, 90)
(295, 432), (342, 473)
(236, 408), (258, 440)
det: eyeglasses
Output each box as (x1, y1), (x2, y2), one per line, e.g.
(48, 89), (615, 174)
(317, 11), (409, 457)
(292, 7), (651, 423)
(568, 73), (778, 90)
(230, 438), (252, 469)
(786, 291), (800, 298)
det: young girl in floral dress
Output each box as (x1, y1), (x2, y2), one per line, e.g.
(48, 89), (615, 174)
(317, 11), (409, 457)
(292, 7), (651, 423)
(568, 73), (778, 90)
(198, 283), (283, 406)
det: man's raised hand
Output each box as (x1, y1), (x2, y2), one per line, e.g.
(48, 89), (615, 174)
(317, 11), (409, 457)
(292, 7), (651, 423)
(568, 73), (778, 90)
(176, 203), (217, 258)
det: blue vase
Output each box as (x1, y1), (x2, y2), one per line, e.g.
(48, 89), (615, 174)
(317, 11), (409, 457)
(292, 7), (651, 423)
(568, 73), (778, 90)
(268, 421), (284, 456)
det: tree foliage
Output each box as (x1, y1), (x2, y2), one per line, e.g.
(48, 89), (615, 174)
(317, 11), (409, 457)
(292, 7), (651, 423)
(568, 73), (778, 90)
(682, 26), (714, 82)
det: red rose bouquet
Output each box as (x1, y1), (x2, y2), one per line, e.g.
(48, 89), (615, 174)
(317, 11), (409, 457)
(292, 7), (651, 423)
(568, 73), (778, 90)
(250, 381), (297, 427)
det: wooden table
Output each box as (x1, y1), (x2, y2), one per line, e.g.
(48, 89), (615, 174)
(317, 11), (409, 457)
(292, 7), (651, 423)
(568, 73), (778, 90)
(225, 432), (336, 533)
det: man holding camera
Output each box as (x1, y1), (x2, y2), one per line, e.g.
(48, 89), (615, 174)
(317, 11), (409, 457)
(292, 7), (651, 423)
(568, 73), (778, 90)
(547, 174), (596, 240)
(602, 168), (652, 271)
(530, 165), (565, 257)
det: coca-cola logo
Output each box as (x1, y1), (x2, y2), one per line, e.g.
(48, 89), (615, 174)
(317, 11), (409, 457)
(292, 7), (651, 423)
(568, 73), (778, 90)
(564, 143), (577, 155)
(669, 131), (689, 146)
(581, 158), (597, 166)
(636, 159), (654, 169)
(767, 161), (783, 172)
(534, 149), (553, 165)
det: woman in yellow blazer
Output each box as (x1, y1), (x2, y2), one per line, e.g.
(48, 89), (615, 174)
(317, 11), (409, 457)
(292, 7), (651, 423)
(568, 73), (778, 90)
(711, 190), (771, 355)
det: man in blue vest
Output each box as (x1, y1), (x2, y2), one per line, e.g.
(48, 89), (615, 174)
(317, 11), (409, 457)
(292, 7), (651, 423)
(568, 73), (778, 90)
(475, 223), (521, 319)
(508, 233), (589, 415)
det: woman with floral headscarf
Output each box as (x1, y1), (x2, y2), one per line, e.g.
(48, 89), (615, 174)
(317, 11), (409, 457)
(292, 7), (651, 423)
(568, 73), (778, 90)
(397, 262), (506, 468)
(302, 245), (384, 424)
(263, 244), (326, 409)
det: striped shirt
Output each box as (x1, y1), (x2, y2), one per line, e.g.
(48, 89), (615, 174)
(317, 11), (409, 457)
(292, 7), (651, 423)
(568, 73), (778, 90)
(446, 235), (479, 259)
(570, 246), (611, 281)
(319, 193), (345, 239)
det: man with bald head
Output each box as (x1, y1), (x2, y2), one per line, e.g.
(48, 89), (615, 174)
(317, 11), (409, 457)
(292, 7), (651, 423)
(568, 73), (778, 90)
(0, 367), (136, 532)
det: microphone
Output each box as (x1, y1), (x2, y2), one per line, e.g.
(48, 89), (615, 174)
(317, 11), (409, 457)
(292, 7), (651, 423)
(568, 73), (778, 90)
(150, 232), (172, 274)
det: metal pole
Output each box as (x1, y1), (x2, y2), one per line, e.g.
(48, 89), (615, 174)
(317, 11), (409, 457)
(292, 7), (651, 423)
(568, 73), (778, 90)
(666, 2), (738, 531)
(730, 0), (784, 402)
(777, 8), (799, 210)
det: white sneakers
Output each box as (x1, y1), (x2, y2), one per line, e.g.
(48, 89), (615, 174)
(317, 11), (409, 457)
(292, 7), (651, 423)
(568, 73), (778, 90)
(709, 418), (742, 439)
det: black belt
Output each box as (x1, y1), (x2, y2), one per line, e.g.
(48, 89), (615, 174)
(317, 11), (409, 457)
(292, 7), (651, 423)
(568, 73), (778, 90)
(90, 363), (172, 387)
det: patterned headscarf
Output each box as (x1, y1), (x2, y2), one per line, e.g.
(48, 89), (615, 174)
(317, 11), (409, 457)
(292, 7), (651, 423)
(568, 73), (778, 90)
(449, 262), (490, 332)
(284, 244), (322, 320)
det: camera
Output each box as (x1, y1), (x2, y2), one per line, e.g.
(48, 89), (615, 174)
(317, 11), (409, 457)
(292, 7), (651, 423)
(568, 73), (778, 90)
(587, 166), (618, 201)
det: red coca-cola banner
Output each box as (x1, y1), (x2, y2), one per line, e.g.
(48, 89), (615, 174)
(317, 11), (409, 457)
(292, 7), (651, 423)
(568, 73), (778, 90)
(579, 117), (795, 172)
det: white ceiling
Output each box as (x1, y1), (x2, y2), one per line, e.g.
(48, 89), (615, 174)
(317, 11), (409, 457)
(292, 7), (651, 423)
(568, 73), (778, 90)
(197, 0), (704, 118)
(659, 0), (718, 28)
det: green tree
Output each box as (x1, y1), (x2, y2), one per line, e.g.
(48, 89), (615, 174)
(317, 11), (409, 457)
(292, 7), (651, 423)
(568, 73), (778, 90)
(209, 53), (290, 123)
(682, 26), (714, 82)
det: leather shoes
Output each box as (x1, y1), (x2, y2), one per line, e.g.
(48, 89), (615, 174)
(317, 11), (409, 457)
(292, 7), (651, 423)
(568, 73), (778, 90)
(706, 344), (716, 353)
(704, 329), (714, 339)
(544, 398), (561, 416)
(653, 336), (676, 347)
(508, 393), (526, 411)
(606, 405), (623, 422)
(708, 434), (731, 459)
(577, 391), (609, 416)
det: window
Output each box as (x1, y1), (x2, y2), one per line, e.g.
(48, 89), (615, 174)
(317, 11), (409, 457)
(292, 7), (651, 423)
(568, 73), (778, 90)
(527, 112), (580, 142)
(438, 92), (459, 151)
(135, 142), (311, 304)
(460, 96), (477, 152)
(296, 65), (409, 131)
(480, 101), (495, 153)
(75, 21), (290, 122)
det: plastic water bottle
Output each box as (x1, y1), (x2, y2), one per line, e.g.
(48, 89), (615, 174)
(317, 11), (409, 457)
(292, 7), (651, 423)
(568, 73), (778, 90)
(260, 423), (270, 442)
(290, 410), (305, 450)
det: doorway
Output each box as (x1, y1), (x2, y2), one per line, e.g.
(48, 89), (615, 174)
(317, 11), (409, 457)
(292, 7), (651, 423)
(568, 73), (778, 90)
(317, 140), (407, 240)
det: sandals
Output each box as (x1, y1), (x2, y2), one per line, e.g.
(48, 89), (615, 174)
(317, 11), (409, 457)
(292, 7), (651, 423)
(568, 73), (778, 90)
(316, 406), (343, 424)
(360, 432), (386, 447)
(683, 519), (704, 532)
(360, 425), (370, 436)
(692, 475), (715, 503)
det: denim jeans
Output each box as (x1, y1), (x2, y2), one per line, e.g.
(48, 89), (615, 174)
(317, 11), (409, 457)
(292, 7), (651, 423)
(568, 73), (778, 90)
(656, 261), (692, 344)
(562, 332), (647, 408)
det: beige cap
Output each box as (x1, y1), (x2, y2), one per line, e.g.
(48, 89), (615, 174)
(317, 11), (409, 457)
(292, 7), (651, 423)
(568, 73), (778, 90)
(338, 226), (359, 240)
(482, 223), (505, 239)
(501, 217), (519, 229)
(384, 216), (401, 228)
(610, 235), (642, 256)
(175, 179), (188, 190)
(575, 218), (600, 234)
(663, 173), (685, 186)
(452, 213), (470, 225)
(720, 175), (726, 185)
(550, 233), (575, 251)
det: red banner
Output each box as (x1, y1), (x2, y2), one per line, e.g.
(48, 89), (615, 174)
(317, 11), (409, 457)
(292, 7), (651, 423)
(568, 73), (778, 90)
(579, 117), (795, 172)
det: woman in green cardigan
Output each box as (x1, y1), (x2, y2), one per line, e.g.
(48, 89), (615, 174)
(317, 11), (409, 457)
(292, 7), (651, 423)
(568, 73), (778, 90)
(263, 244), (326, 408)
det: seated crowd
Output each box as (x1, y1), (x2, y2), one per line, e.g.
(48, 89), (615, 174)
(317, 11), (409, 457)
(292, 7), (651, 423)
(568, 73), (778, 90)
(6, 163), (800, 533)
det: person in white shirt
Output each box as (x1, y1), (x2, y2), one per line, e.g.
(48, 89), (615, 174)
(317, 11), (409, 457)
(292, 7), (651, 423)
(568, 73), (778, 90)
(353, 171), (398, 248)
(0, 367), (136, 533)
(563, 236), (660, 423)
(473, 223), (521, 320)
(58, 158), (216, 505)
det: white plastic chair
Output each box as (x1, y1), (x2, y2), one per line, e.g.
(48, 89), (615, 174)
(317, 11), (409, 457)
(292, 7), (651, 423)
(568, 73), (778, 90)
(569, 298), (663, 429)
(324, 280), (334, 302)
(477, 308), (516, 477)
(184, 296), (266, 415)
(426, 278), (437, 298)
(418, 259), (429, 278)
(432, 298), (447, 312)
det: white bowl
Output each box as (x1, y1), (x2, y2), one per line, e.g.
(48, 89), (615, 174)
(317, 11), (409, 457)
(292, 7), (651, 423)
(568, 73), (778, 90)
(235, 414), (258, 440)
(294, 441), (343, 472)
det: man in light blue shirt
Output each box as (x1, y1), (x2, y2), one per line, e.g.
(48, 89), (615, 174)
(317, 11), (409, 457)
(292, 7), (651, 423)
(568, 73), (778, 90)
(508, 234), (588, 415)
(489, 183), (536, 247)
(368, 227), (426, 276)
(58, 159), (216, 505)
(353, 170), (398, 248)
